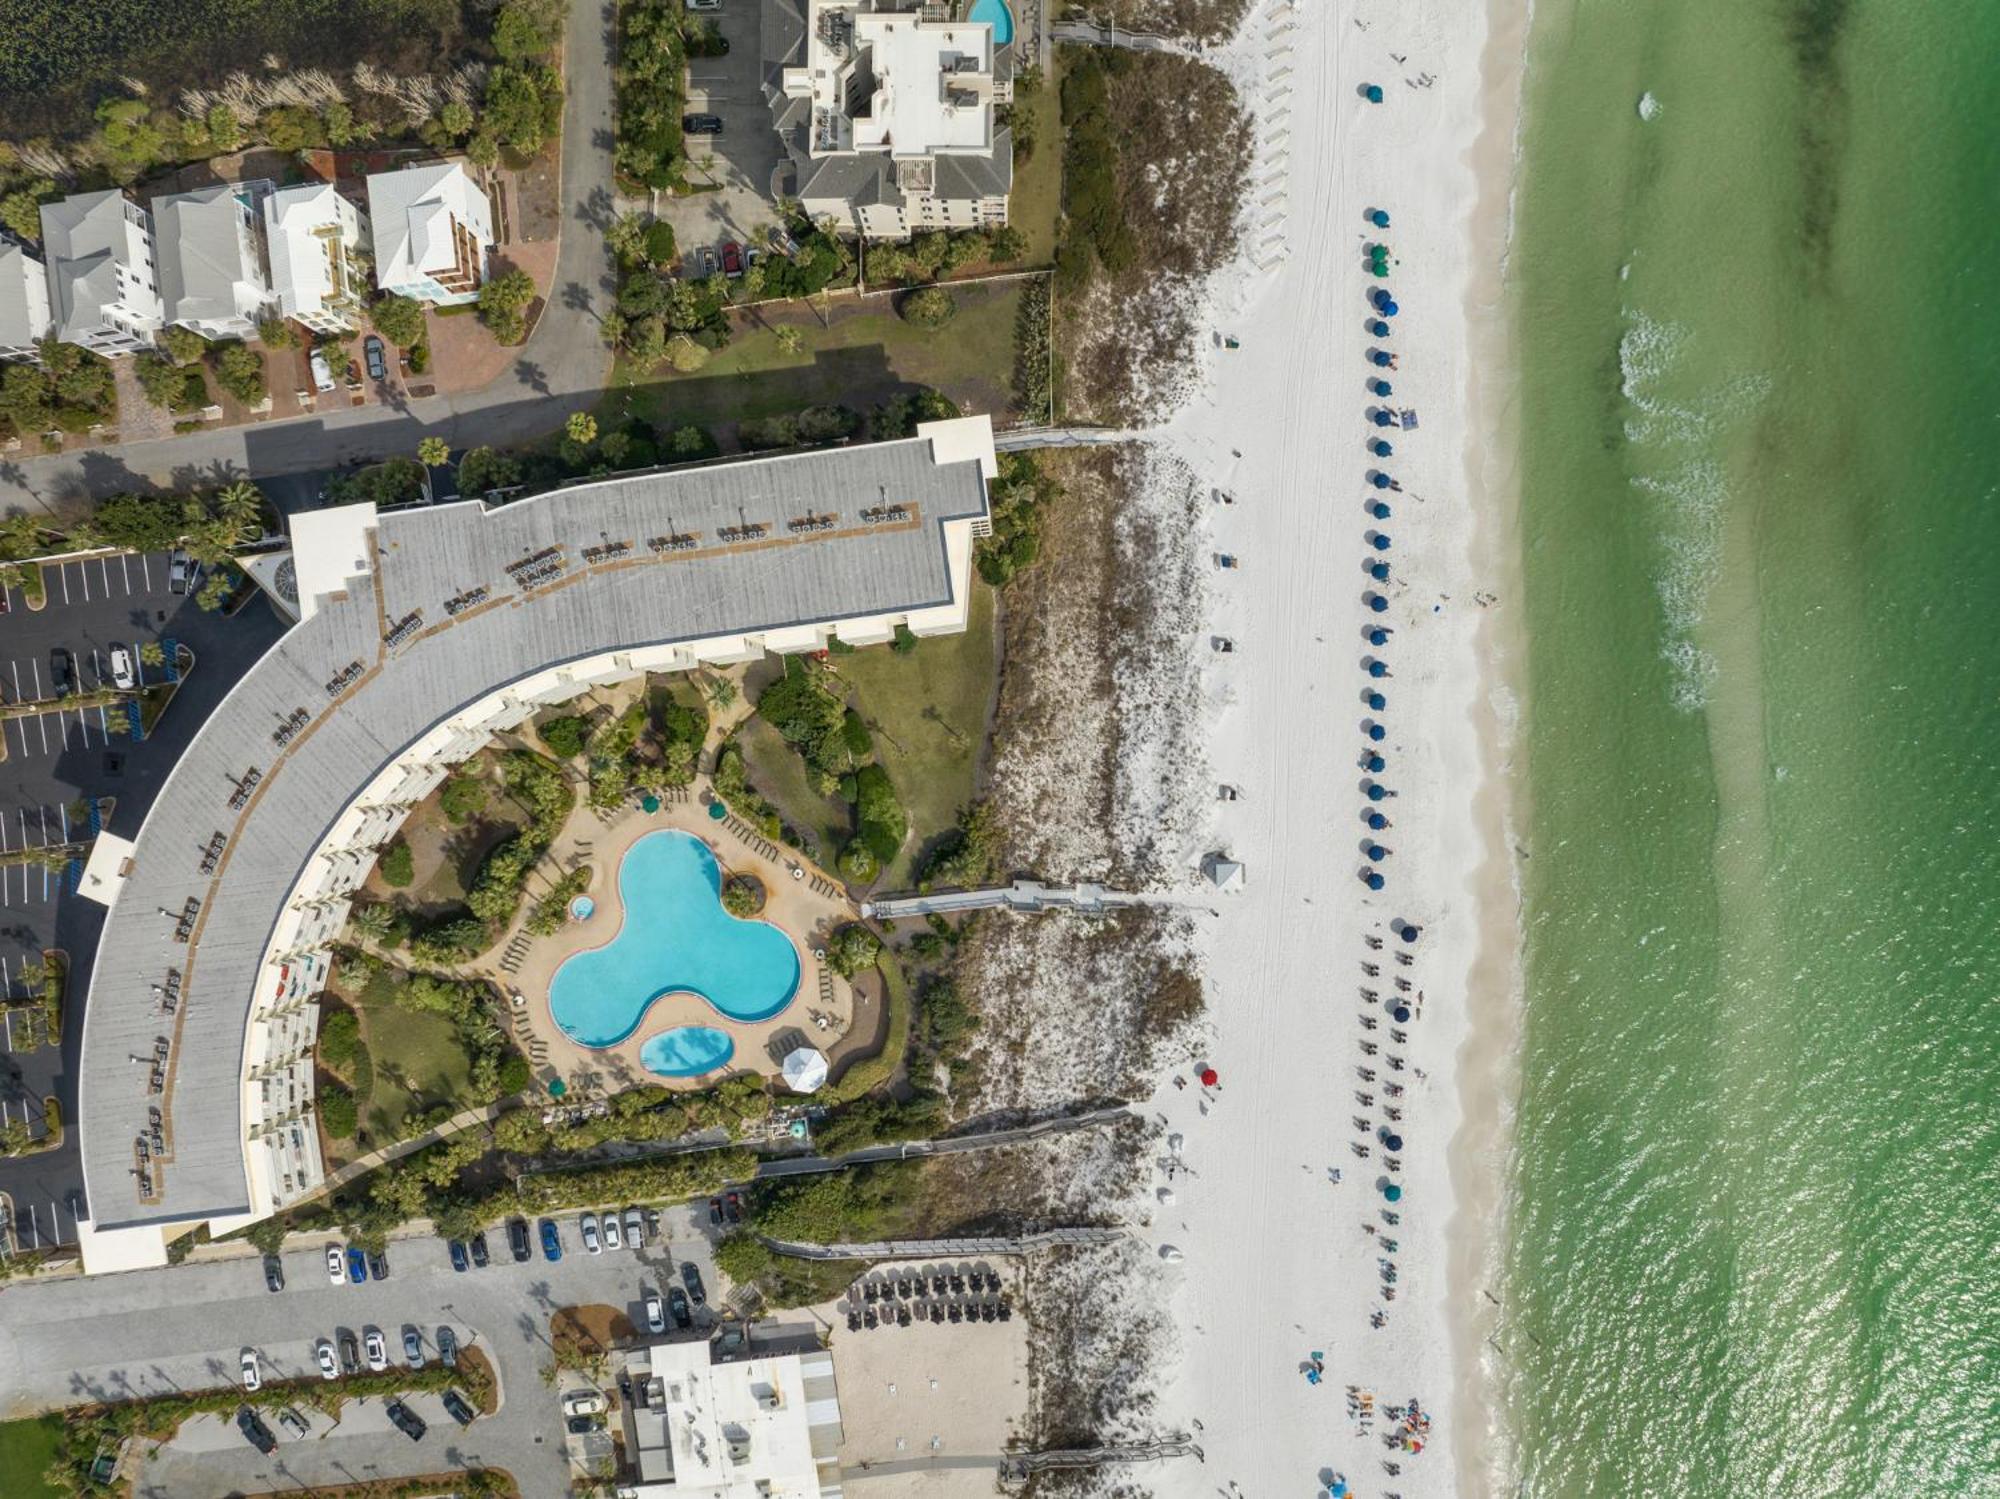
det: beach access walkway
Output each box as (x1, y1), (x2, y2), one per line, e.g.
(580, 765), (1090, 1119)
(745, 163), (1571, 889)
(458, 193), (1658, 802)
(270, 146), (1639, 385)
(762, 1225), (1124, 1260)
(861, 879), (1173, 919)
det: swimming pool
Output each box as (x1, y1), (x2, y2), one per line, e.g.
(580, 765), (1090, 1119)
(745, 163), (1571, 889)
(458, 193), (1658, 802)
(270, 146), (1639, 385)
(549, 830), (800, 1046)
(969, 0), (1014, 47)
(639, 1025), (735, 1078)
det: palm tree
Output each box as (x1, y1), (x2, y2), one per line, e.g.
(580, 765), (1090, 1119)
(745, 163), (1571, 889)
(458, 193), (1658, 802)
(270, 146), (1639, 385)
(417, 435), (450, 468)
(214, 480), (264, 544)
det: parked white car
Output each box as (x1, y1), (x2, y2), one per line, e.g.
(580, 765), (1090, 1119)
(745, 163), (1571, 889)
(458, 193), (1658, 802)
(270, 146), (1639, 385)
(315, 1339), (339, 1381)
(563, 1388), (608, 1418)
(364, 1327), (388, 1372)
(109, 645), (135, 690)
(601, 1212), (622, 1252)
(645, 1294), (665, 1335)
(240, 1349), (261, 1391)
(579, 1211), (601, 1254)
(325, 1244), (345, 1284)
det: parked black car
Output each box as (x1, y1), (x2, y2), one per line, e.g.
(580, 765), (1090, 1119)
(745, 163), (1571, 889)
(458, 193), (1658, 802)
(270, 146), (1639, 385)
(682, 113), (724, 134)
(680, 1261), (706, 1306)
(236, 1406), (277, 1454)
(263, 1254), (284, 1292)
(667, 1285), (692, 1329)
(469, 1231), (490, 1268)
(507, 1217), (532, 1262)
(442, 1389), (476, 1427)
(363, 335), (388, 381)
(338, 1330), (360, 1375)
(368, 1248), (389, 1281)
(49, 648), (74, 697)
(385, 1398), (427, 1442)
(437, 1325), (458, 1369)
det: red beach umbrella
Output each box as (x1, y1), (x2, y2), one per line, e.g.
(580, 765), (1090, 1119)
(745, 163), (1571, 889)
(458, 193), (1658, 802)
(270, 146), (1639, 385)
(1199, 1067), (1219, 1087)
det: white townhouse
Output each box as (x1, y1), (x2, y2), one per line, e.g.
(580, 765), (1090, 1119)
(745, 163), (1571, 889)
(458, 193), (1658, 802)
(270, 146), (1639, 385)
(263, 182), (370, 335)
(39, 189), (165, 355)
(0, 237), (53, 361)
(152, 182), (276, 340)
(364, 161), (493, 307)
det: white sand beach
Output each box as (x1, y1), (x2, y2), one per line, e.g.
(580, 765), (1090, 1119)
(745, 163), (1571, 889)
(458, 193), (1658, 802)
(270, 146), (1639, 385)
(1127, 0), (1528, 1494)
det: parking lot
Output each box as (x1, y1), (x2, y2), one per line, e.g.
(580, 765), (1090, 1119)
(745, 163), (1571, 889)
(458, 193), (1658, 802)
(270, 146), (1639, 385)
(0, 1207), (725, 1494)
(0, 552), (285, 1248)
(664, 0), (786, 258)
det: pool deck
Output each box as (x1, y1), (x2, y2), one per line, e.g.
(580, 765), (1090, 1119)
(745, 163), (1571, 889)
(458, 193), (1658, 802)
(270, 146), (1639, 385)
(479, 781), (866, 1097)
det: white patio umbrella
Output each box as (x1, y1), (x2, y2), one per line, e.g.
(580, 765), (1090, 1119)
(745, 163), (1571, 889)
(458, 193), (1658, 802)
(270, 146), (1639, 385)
(781, 1046), (829, 1094)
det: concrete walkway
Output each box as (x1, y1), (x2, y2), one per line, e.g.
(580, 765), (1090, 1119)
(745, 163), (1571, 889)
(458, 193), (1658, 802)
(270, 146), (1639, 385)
(1049, 19), (1199, 55)
(861, 879), (1160, 920)
(993, 424), (1147, 452)
(0, 0), (616, 515)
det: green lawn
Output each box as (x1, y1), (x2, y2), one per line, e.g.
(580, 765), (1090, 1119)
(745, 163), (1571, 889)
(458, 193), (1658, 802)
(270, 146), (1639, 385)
(607, 279), (1025, 443)
(831, 585), (998, 887)
(350, 979), (475, 1146)
(736, 717), (851, 866)
(1007, 55), (1063, 268)
(0, 1416), (64, 1498)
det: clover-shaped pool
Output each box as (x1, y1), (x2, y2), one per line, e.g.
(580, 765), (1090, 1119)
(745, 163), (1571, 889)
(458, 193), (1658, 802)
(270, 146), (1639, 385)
(549, 830), (800, 1047)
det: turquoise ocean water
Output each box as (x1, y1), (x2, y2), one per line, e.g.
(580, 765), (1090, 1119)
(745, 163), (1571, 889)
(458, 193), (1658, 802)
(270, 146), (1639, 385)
(1502, 0), (2000, 1492)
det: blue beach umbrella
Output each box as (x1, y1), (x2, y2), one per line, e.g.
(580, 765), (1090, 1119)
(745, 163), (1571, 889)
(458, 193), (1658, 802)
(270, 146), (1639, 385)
(1370, 209), (1390, 228)
(1371, 350), (1392, 367)
(1366, 691), (1386, 710)
(1391, 1006), (1411, 1024)
(1369, 561), (1390, 581)
(1382, 1182), (1402, 1201)
(1370, 441), (1393, 459)
(1362, 870), (1385, 891)
(1398, 923), (1421, 944)
(1371, 471), (1392, 489)
(1382, 299), (1401, 317)
(1372, 410), (1395, 428)
(1372, 533), (1392, 551)
(1365, 84), (1385, 103)
(1371, 502), (1393, 521)
(1368, 595), (1389, 614)
(1366, 783), (1388, 802)
(1381, 1131), (1404, 1151)
(1369, 318), (1391, 337)
(1367, 811), (1389, 830)
(1367, 723), (1386, 741)
(1371, 379), (1393, 397)
(1365, 842), (1387, 860)
(1367, 629), (1389, 647)
(1364, 754), (1385, 773)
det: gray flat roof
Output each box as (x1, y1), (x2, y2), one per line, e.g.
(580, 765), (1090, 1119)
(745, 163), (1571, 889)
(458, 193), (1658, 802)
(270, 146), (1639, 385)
(79, 436), (988, 1231)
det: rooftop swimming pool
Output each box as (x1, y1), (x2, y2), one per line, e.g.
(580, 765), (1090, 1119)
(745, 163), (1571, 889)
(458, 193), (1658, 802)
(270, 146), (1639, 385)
(970, 0), (1014, 47)
(549, 830), (800, 1048)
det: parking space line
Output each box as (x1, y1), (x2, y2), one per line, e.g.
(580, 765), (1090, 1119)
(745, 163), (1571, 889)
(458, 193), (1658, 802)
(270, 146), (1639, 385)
(58, 565), (68, 605)
(141, 552), (154, 591)
(77, 560), (90, 602)
(9, 660), (19, 701)
(7, 718), (22, 760)
(99, 702), (110, 739)
(120, 552), (133, 593)
(35, 711), (48, 755)
(29, 657), (42, 699)
(100, 554), (113, 596)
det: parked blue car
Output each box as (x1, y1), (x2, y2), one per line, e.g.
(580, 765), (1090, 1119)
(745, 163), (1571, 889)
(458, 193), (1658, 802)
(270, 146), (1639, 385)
(346, 1247), (368, 1284)
(449, 1239), (470, 1273)
(539, 1218), (562, 1262)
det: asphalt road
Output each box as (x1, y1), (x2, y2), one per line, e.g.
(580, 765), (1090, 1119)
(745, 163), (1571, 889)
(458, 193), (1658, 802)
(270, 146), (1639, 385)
(0, 573), (286, 1247)
(0, 0), (617, 517)
(0, 1205), (724, 1495)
